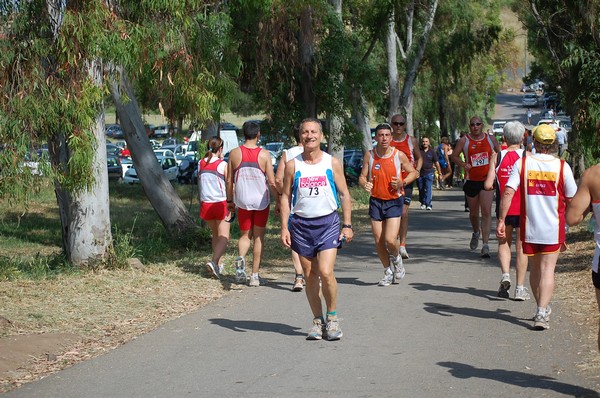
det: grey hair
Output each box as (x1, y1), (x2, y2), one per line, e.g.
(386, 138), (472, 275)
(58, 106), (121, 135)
(502, 121), (525, 145)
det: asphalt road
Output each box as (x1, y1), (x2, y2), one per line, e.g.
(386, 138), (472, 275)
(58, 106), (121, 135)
(6, 93), (600, 397)
(6, 186), (600, 397)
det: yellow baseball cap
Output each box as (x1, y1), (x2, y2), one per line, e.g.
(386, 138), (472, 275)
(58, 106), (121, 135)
(533, 124), (556, 144)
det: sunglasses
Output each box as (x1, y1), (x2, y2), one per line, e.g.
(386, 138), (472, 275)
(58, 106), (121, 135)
(470, 122), (483, 127)
(391, 121), (406, 126)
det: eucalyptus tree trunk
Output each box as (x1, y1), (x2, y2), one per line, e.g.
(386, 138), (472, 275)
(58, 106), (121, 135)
(327, 0), (344, 161)
(108, 66), (199, 240)
(51, 60), (112, 267)
(46, 1), (112, 267)
(351, 90), (373, 152)
(386, 13), (400, 119)
(298, 6), (317, 118)
(387, 0), (438, 128)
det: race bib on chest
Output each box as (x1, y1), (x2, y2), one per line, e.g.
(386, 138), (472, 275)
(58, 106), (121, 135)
(470, 152), (489, 167)
(299, 176), (326, 197)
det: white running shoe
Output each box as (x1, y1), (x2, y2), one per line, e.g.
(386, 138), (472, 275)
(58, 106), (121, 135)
(378, 268), (394, 286)
(400, 246), (409, 259)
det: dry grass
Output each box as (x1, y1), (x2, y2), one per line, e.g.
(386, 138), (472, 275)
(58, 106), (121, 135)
(555, 224), (600, 377)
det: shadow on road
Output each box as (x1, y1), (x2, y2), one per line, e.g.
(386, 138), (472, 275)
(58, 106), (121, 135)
(410, 282), (503, 301)
(423, 302), (532, 329)
(438, 361), (600, 397)
(209, 318), (305, 337)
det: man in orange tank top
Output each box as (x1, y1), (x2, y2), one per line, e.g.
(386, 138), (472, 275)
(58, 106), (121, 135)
(451, 116), (500, 258)
(358, 123), (418, 286)
(390, 114), (423, 260)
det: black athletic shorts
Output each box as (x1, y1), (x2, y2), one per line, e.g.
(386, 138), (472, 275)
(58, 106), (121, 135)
(463, 180), (485, 198)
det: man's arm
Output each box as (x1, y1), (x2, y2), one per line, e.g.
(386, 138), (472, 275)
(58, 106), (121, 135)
(332, 157), (354, 243)
(566, 168), (593, 226)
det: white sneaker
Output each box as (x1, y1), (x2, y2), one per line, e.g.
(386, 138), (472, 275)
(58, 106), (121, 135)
(391, 256), (405, 284)
(249, 274), (260, 287)
(420, 204), (426, 210)
(378, 268), (394, 286)
(399, 246), (409, 260)
(514, 286), (531, 301)
(234, 256), (246, 283)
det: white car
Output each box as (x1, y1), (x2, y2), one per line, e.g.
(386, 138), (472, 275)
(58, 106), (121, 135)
(153, 149), (175, 158)
(537, 119), (568, 141)
(492, 121), (506, 135)
(124, 155), (178, 184)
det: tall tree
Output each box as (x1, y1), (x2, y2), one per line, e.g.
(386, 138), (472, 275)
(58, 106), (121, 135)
(386, 0), (439, 133)
(0, 1), (113, 266)
(515, 0), (600, 174)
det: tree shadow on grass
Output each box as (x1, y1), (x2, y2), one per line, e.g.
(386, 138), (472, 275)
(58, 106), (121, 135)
(438, 361), (600, 397)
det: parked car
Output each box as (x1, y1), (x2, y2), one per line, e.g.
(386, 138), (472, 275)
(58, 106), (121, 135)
(177, 155), (199, 184)
(153, 149), (175, 158)
(161, 138), (184, 147)
(492, 121), (507, 135)
(124, 155), (178, 184)
(119, 156), (134, 177)
(149, 139), (161, 150)
(105, 124), (122, 138)
(160, 144), (187, 164)
(106, 143), (122, 157)
(537, 119), (569, 141)
(153, 125), (178, 138)
(107, 156), (123, 181)
(522, 93), (538, 107)
(265, 142), (284, 159)
(343, 149), (363, 186)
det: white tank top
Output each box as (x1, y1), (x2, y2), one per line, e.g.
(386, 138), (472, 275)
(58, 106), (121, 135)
(291, 152), (339, 218)
(233, 146), (270, 211)
(198, 157), (227, 203)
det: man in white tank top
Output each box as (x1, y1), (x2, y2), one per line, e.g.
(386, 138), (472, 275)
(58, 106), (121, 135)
(567, 157), (600, 350)
(280, 118), (353, 341)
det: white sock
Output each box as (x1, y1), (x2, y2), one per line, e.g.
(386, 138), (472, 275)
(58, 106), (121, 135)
(502, 273), (510, 280)
(516, 285), (524, 290)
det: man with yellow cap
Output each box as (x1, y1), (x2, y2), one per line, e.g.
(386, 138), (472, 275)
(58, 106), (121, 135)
(496, 124), (577, 330)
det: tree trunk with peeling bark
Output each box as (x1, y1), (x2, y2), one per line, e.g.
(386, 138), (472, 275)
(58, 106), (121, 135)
(108, 67), (199, 240)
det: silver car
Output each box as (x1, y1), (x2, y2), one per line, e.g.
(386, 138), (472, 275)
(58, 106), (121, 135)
(124, 155), (178, 184)
(522, 93), (538, 107)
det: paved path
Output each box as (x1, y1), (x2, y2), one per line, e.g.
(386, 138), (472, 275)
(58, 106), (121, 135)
(6, 188), (599, 397)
